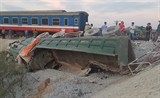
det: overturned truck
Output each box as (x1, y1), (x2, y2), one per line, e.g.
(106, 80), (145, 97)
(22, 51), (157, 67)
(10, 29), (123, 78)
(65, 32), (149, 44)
(7, 36), (135, 74)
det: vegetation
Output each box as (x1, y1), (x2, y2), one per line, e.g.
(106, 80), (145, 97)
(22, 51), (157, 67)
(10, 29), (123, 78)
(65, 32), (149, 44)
(0, 51), (26, 98)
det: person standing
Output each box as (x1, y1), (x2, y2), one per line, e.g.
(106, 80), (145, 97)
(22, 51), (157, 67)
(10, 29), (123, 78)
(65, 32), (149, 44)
(24, 29), (29, 38)
(129, 22), (136, 41)
(119, 21), (126, 35)
(101, 21), (107, 33)
(90, 23), (93, 29)
(8, 30), (12, 39)
(84, 22), (91, 31)
(1, 28), (6, 39)
(156, 20), (160, 36)
(145, 23), (152, 41)
(114, 21), (120, 35)
(115, 21), (119, 31)
(81, 22), (91, 36)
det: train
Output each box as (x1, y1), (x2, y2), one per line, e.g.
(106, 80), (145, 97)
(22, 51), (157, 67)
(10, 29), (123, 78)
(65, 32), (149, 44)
(0, 10), (88, 35)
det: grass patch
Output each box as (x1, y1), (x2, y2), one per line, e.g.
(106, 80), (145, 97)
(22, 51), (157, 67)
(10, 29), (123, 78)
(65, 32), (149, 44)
(0, 51), (26, 98)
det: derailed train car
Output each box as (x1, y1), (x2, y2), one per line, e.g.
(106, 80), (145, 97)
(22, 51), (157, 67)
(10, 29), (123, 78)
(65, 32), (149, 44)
(7, 35), (135, 74)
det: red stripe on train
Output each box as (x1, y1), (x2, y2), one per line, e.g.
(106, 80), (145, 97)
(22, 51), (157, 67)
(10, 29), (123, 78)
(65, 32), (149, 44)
(0, 26), (79, 33)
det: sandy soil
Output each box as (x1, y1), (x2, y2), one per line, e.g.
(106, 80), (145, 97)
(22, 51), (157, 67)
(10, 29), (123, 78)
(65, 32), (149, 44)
(92, 65), (160, 98)
(0, 37), (24, 51)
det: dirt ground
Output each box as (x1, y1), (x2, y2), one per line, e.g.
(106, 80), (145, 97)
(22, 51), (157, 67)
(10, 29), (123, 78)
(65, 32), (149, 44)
(92, 65), (160, 98)
(1, 38), (160, 98)
(0, 37), (25, 52)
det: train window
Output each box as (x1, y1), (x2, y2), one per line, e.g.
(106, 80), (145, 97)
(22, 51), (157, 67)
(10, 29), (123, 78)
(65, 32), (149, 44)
(12, 18), (18, 24)
(32, 18), (38, 25)
(42, 18), (48, 25)
(74, 18), (78, 25)
(3, 17), (9, 24)
(64, 18), (68, 26)
(22, 18), (28, 24)
(52, 19), (60, 25)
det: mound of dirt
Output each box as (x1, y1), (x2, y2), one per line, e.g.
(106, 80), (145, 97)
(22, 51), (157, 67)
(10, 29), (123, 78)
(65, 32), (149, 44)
(92, 65), (160, 98)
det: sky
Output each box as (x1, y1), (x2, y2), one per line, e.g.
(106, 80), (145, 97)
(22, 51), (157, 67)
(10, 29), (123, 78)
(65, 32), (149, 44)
(0, 0), (160, 29)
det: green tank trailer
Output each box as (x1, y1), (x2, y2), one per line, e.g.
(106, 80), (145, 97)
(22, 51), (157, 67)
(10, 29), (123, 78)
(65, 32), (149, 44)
(7, 36), (135, 74)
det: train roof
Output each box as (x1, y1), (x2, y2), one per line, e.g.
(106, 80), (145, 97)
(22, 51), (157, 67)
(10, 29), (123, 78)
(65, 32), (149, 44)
(0, 10), (89, 16)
